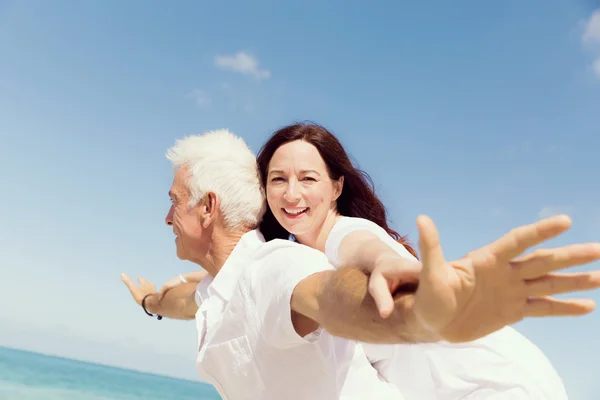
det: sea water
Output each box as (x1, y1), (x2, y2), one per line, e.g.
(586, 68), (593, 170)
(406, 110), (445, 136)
(0, 346), (221, 400)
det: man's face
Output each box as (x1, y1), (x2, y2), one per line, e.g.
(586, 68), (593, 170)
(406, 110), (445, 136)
(165, 167), (205, 262)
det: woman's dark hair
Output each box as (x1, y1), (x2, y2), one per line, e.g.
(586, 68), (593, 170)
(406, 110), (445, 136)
(256, 122), (417, 258)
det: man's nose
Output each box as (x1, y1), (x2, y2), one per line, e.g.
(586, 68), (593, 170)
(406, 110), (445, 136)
(165, 205), (174, 226)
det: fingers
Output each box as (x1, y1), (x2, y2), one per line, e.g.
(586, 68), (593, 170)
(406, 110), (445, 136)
(416, 215), (446, 277)
(121, 273), (135, 290)
(368, 271), (394, 319)
(121, 273), (142, 304)
(137, 276), (157, 291)
(527, 271), (600, 297)
(513, 243), (600, 279)
(368, 257), (421, 318)
(162, 277), (182, 288)
(524, 297), (596, 317)
(488, 215), (572, 261)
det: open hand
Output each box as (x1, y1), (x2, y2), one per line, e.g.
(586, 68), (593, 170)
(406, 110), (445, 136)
(121, 273), (158, 306)
(412, 214), (600, 343)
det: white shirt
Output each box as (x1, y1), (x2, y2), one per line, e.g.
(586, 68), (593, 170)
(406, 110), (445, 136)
(194, 229), (405, 400)
(325, 216), (569, 400)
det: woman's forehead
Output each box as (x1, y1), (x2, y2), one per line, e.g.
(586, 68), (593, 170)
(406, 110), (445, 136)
(269, 141), (326, 170)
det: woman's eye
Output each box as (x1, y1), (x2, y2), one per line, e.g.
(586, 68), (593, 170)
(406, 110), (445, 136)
(303, 177), (316, 181)
(270, 177), (284, 182)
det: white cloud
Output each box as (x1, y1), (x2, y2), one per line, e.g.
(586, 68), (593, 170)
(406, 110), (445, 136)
(188, 89), (211, 108)
(538, 205), (575, 220)
(580, 9), (600, 78)
(582, 9), (600, 44)
(491, 207), (506, 217)
(214, 51), (271, 80)
(593, 57), (600, 78)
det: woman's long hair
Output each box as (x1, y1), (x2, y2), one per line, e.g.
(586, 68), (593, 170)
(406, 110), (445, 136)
(256, 122), (417, 258)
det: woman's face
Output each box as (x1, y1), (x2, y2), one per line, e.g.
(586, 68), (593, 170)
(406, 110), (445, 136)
(266, 140), (343, 240)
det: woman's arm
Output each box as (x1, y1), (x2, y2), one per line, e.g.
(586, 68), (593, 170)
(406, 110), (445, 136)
(158, 270), (209, 298)
(162, 270), (209, 287)
(337, 230), (421, 318)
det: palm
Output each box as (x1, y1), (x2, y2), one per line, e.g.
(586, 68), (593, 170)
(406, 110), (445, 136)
(412, 215), (600, 343)
(121, 273), (157, 305)
(414, 258), (472, 338)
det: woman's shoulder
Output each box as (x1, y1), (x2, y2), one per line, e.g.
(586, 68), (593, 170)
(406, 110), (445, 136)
(329, 216), (417, 262)
(332, 216), (388, 235)
(326, 216), (391, 259)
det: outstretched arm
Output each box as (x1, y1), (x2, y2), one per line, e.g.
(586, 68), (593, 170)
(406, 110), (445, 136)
(121, 273), (198, 320)
(337, 230), (421, 318)
(292, 267), (438, 344)
(158, 270), (209, 298)
(412, 214), (600, 342)
(289, 215), (600, 345)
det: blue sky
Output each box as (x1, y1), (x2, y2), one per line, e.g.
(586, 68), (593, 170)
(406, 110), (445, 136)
(1, 0), (599, 397)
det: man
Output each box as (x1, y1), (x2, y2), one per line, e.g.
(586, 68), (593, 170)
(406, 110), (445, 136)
(123, 129), (600, 400)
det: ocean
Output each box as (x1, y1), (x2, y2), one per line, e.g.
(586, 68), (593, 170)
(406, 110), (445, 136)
(0, 346), (221, 400)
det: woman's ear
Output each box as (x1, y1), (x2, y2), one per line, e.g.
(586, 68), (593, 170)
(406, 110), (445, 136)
(332, 176), (344, 201)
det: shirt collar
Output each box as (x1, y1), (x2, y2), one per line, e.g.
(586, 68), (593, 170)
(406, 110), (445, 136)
(199, 229), (265, 303)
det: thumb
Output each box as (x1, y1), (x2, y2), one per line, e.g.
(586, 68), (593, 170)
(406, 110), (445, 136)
(121, 272), (133, 287)
(368, 270), (395, 319)
(416, 215), (446, 278)
(121, 273), (142, 303)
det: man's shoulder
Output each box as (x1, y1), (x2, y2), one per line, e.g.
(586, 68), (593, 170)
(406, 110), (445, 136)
(242, 238), (332, 282)
(255, 238), (328, 260)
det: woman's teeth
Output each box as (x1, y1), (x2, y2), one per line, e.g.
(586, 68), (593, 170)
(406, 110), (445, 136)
(284, 208), (308, 215)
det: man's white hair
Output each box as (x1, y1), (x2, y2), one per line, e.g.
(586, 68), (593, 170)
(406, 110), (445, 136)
(166, 129), (266, 229)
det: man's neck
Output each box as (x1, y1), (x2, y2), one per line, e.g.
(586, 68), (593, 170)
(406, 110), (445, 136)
(200, 227), (251, 277)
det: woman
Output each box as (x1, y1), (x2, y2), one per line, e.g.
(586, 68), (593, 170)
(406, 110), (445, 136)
(163, 123), (568, 399)
(255, 123), (571, 399)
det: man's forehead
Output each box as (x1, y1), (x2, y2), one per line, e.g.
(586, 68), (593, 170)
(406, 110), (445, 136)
(170, 167), (189, 197)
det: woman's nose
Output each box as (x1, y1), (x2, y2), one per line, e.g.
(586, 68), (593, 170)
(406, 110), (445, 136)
(283, 182), (301, 202)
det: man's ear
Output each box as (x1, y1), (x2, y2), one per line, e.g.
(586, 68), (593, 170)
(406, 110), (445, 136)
(200, 192), (220, 229)
(332, 176), (344, 202)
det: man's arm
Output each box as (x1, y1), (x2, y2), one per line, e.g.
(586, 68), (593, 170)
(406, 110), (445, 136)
(144, 282), (199, 320)
(293, 215), (600, 345)
(121, 273), (199, 320)
(266, 214), (600, 346)
(291, 267), (439, 344)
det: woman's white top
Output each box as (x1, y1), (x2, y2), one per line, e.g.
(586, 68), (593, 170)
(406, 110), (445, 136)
(324, 216), (568, 400)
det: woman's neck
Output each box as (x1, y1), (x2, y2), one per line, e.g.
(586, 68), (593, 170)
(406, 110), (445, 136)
(295, 209), (342, 252)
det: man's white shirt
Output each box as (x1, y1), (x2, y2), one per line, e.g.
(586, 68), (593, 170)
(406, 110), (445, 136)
(193, 229), (405, 400)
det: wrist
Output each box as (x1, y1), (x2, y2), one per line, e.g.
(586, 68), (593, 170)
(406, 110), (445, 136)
(371, 250), (403, 271)
(142, 293), (162, 320)
(410, 296), (442, 342)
